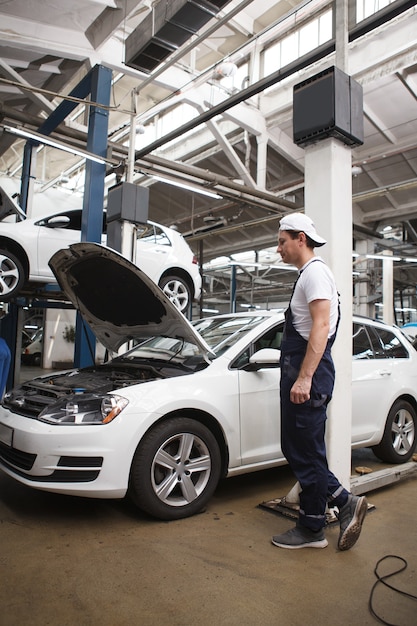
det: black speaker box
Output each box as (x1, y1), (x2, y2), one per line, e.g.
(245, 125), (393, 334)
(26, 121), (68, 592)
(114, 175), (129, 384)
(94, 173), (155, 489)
(107, 182), (149, 225)
(293, 66), (363, 147)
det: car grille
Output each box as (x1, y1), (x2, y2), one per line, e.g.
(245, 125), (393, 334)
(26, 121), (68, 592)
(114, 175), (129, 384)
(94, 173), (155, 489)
(0, 444), (103, 482)
(0, 441), (36, 470)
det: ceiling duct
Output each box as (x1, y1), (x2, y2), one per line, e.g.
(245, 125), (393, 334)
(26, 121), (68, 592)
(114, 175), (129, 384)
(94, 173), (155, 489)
(125, 0), (232, 73)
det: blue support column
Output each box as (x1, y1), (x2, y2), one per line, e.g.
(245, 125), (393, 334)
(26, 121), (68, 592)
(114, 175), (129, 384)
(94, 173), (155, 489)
(20, 141), (37, 215)
(75, 65), (112, 368)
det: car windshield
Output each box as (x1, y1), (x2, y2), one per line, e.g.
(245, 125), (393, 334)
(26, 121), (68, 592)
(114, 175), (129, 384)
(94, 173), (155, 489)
(193, 315), (269, 354)
(115, 315), (269, 366)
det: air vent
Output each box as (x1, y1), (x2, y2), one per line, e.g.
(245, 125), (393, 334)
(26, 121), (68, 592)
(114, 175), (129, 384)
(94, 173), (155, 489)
(125, 0), (232, 74)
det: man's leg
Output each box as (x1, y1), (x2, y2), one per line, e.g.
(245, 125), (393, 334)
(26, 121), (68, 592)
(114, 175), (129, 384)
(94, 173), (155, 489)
(282, 400), (329, 531)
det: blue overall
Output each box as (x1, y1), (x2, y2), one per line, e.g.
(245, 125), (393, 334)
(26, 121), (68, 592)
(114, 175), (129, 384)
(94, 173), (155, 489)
(0, 337), (11, 398)
(280, 261), (349, 530)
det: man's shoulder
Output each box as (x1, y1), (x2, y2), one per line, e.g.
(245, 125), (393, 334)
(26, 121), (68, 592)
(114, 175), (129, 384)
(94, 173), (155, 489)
(302, 258), (333, 279)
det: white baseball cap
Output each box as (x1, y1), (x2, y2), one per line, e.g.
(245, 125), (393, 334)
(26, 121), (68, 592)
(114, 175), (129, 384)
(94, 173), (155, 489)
(279, 212), (326, 247)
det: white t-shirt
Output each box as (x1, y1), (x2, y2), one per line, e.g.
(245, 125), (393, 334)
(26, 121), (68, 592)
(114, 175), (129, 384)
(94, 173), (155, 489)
(291, 257), (339, 340)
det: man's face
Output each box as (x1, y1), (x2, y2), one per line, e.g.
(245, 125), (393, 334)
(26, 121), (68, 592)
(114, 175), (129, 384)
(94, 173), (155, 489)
(277, 229), (301, 265)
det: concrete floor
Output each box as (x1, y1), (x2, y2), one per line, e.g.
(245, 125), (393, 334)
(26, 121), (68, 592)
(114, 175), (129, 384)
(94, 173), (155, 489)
(1, 367), (416, 625)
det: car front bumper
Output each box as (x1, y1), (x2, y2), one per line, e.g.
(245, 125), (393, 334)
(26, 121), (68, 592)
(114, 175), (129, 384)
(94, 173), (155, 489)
(0, 406), (140, 499)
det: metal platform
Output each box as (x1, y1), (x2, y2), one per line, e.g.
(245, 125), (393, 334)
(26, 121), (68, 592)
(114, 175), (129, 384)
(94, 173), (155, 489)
(259, 458), (417, 524)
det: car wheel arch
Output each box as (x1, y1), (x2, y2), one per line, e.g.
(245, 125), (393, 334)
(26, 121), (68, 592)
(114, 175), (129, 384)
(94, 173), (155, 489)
(0, 237), (29, 277)
(136, 408), (229, 478)
(159, 267), (194, 297)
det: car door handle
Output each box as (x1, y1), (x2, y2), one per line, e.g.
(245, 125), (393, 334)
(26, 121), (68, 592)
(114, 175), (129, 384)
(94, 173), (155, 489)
(379, 370), (392, 376)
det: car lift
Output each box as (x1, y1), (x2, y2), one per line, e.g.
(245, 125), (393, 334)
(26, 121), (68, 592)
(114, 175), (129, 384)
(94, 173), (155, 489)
(0, 65), (113, 389)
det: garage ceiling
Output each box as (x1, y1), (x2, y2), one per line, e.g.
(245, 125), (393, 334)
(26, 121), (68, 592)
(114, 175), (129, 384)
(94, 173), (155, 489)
(1, 0), (417, 311)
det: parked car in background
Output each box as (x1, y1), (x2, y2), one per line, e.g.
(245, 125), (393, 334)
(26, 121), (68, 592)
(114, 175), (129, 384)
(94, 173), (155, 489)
(0, 207), (201, 314)
(0, 243), (416, 521)
(21, 327), (43, 366)
(401, 322), (417, 338)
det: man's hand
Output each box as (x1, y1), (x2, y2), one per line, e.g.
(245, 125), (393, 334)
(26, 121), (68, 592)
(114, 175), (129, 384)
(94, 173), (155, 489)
(290, 376), (312, 404)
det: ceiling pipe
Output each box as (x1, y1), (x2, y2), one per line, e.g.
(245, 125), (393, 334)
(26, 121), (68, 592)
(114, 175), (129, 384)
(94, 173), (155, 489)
(0, 104), (297, 213)
(134, 154), (298, 210)
(4, 102), (417, 216)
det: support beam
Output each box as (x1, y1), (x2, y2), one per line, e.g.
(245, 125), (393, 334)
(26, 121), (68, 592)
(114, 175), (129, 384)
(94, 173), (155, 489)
(75, 65), (112, 369)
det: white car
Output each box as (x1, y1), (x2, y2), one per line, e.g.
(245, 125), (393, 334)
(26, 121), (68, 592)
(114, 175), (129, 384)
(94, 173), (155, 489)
(0, 206), (201, 314)
(21, 327), (43, 366)
(0, 243), (416, 521)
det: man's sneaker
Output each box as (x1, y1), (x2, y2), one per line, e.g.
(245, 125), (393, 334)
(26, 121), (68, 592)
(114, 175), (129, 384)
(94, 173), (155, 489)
(337, 494), (368, 551)
(272, 525), (328, 550)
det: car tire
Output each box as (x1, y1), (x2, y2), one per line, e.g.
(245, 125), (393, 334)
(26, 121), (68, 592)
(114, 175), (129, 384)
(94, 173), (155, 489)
(158, 275), (191, 315)
(372, 399), (417, 464)
(0, 248), (26, 301)
(129, 417), (222, 520)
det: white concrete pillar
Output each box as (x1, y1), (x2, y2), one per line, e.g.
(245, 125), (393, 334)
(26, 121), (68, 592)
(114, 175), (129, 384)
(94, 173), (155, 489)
(382, 251), (395, 325)
(335, 0), (349, 73)
(354, 239), (372, 317)
(256, 133), (268, 188)
(304, 137), (353, 489)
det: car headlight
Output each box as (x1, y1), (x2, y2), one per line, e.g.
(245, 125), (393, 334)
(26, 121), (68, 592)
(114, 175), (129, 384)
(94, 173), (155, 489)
(38, 393), (129, 425)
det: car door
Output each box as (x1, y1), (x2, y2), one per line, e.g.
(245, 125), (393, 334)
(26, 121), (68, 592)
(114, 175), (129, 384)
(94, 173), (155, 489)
(351, 321), (409, 444)
(235, 323), (284, 465)
(36, 210), (83, 278)
(134, 224), (172, 283)
(36, 210), (106, 278)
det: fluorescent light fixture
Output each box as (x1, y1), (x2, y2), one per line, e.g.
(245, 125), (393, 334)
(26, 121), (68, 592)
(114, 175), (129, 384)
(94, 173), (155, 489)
(152, 175), (222, 199)
(404, 257), (417, 263)
(2, 124), (109, 165)
(269, 264), (297, 271)
(240, 303), (260, 309)
(366, 254), (401, 261)
(202, 308), (220, 314)
(229, 261), (264, 268)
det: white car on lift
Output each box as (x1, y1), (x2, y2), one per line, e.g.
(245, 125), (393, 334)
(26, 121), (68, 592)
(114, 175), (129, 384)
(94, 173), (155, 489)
(0, 243), (416, 521)
(0, 205), (201, 314)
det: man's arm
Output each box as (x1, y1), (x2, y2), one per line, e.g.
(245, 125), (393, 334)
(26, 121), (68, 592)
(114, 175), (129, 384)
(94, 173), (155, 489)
(290, 299), (330, 404)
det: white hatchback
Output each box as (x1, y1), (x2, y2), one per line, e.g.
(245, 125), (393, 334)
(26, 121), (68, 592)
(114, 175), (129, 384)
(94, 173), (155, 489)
(0, 243), (416, 521)
(0, 207), (201, 314)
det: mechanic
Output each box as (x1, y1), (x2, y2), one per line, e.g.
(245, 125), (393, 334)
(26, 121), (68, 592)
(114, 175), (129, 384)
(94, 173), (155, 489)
(0, 337), (11, 398)
(272, 212), (368, 550)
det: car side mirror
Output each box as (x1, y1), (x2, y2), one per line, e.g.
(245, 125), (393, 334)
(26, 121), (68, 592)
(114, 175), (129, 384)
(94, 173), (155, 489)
(242, 348), (281, 371)
(45, 216), (71, 228)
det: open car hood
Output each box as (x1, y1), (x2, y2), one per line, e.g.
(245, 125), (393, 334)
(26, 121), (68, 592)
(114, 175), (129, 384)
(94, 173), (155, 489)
(0, 186), (26, 221)
(49, 242), (212, 356)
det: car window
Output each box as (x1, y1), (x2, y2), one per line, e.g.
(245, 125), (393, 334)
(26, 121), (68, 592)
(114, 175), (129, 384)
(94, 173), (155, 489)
(352, 323), (374, 359)
(371, 326), (409, 359)
(366, 326), (387, 359)
(231, 323), (284, 369)
(36, 210), (107, 232)
(137, 224), (171, 246)
(64, 210), (82, 230)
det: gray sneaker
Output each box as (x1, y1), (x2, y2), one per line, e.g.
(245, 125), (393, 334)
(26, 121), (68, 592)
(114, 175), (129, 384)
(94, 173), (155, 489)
(337, 494), (368, 551)
(272, 525), (328, 549)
